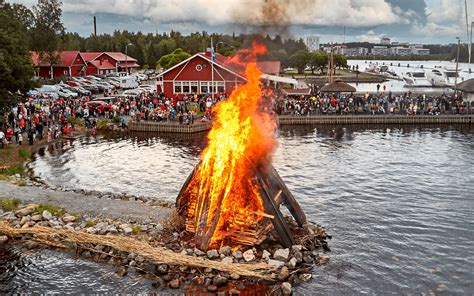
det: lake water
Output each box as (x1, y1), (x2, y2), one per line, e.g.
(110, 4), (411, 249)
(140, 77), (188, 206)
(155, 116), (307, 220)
(17, 126), (474, 294)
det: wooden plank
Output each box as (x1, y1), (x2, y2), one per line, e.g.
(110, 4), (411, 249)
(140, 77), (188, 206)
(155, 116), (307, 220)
(255, 169), (295, 248)
(175, 160), (201, 209)
(268, 166), (307, 227)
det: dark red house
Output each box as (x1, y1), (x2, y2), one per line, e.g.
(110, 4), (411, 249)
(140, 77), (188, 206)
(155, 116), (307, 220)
(157, 51), (281, 98)
(31, 51), (139, 79)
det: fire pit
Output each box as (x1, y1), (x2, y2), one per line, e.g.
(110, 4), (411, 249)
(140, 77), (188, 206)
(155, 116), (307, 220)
(175, 44), (307, 252)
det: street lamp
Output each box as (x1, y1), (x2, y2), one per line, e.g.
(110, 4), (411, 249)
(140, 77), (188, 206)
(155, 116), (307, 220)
(125, 43), (132, 75)
(454, 37), (460, 94)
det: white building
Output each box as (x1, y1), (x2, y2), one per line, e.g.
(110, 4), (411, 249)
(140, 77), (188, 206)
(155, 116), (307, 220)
(343, 47), (369, 57)
(381, 37), (391, 45)
(306, 36), (320, 52)
(371, 46), (389, 56)
(412, 48), (430, 55)
(390, 47), (412, 56)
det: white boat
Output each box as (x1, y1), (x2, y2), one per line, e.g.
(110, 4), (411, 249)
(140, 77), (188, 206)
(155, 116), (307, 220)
(426, 67), (459, 87)
(402, 71), (432, 87)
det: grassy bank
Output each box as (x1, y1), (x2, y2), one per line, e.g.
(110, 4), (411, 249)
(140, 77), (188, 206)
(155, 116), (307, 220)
(0, 142), (40, 177)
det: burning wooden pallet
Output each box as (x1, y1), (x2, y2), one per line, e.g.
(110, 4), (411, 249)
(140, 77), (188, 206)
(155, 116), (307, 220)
(176, 162), (307, 250)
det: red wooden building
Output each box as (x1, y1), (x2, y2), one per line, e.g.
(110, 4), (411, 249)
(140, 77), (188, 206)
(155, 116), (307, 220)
(157, 51), (281, 98)
(31, 51), (139, 79)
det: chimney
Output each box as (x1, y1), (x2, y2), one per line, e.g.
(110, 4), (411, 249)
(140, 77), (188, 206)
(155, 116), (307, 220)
(205, 47), (212, 57)
(93, 16), (97, 36)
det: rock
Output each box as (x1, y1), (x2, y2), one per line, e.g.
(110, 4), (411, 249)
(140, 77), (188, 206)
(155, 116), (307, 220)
(319, 255), (330, 265)
(0, 235), (8, 244)
(116, 266), (128, 277)
(213, 275), (228, 286)
(279, 266), (290, 281)
(24, 241), (39, 250)
(293, 250), (303, 260)
(207, 249), (219, 259)
(303, 256), (313, 264)
(119, 223), (130, 230)
(157, 264), (168, 274)
(207, 285), (218, 292)
(204, 267), (213, 273)
(291, 245), (304, 253)
(62, 215), (76, 223)
(169, 278), (180, 289)
(287, 257), (298, 269)
(230, 273), (240, 280)
(42, 210), (53, 221)
(31, 214), (43, 222)
(19, 216), (30, 226)
(221, 257), (234, 264)
(194, 248), (206, 256)
(15, 204), (37, 217)
(128, 260), (137, 267)
(229, 288), (240, 295)
(281, 282), (292, 295)
(139, 224), (148, 231)
(232, 250), (243, 259)
(273, 248), (290, 261)
(123, 227), (133, 235)
(135, 255), (145, 263)
(219, 246), (232, 256)
(298, 273), (312, 282)
(262, 250), (271, 261)
(242, 250), (255, 262)
(268, 259), (285, 269)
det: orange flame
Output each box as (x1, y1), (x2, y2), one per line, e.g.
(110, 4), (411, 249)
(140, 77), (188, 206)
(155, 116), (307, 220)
(189, 43), (277, 250)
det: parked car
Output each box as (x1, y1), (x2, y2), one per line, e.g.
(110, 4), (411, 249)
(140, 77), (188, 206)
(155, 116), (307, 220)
(80, 84), (100, 94)
(138, 84), (156, 94)
(35, 85), (60, 99)
(121, 89), (143, 98)
(55, 84), (79, 98)
(105, 79), (121, 89)
(118, 76), (139, 89)
(72, 86), (91, 96)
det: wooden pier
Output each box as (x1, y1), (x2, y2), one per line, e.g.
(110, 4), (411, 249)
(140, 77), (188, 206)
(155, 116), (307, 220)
(128, 121), (212, 133)
(128, 115), (472, 134)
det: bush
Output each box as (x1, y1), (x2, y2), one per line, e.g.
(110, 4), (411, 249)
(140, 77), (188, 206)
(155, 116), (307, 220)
(112, 116), (120, 124)
(15, 181), (27, 187)
(132, 224), (142, 234)
(97, 118), (109, 130)
(67, 117), (84, 126)
(18, 148), (30, 159)
(36, 204), (65, 217)
(0, 198), (22, 211)
(0, 165), (25, 176)
(84, 220), (96, 228)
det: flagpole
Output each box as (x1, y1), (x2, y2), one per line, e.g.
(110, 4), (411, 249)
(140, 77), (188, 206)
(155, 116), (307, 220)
(211, 37), (215, 100)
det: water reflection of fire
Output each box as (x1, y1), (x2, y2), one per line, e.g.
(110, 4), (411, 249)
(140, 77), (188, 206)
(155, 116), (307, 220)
(183, 43), (278, 250)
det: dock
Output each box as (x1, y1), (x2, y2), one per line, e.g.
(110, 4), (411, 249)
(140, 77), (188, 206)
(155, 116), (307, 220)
(127, 115), (472, 134)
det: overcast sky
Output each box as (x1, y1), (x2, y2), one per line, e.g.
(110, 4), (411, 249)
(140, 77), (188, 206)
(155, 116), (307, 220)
(11, 0), (474, 44)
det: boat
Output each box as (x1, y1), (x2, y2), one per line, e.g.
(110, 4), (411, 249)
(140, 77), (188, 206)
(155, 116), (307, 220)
(402, 70), (432, 87)
(426, 67), (459, 87)
(377, 65), (401, 80)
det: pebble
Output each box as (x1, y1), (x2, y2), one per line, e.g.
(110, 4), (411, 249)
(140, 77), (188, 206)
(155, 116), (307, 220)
(268, 259), (285, 269)
(232, 250), (243, 259)
(116, 266), (128, 277)
(42, 210), (53, 221)
(221, 257), (234, 264)
(230, 273), (240, 280)
(31, 214), (43, 222)
(15, 204), (37, 217)
(157, 264), (168, 274)
(62, 214), (77, 223)
(298, 273), (312, 282)
(281, 282), (292, 295)
(242, 249), (255, 262)
(291, 245), (303, 252)
(19, 216), (30, 226)
(207, 285), (218, 292)
(207, 249), (219, 259)
(212, 275), (228, 286)
(194, 248), (206, 256)
(319, 255), (330, 265)
(219, 246), (232, 256)
(24, 241), (39, 249)
(169, 278), (180, 289)
(279, 266), (290, 280)
(0, 235), (8, 244)
(287, 257), (297, 269)
(273, 248), (290, 261)
(262, 250), (271, 260)
(123, 227), (133, 235)
(229, 288), (240, 295)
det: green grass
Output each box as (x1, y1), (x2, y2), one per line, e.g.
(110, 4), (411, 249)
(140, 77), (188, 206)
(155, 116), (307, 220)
(36, 204), (65, 217)
(15, 181), (27, 187)
(0, 165), (25, 176)
(0, 198), (22, 211)
(84, 220), (96, 228)
(18, 149), (31, 159)
(131, 224), (142, 235)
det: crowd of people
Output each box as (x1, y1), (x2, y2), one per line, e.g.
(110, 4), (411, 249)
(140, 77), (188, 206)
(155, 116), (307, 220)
(1, 86), (472, 149)
(274, 92), (471, 116)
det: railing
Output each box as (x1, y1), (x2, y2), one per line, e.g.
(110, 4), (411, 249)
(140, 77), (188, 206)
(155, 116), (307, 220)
(128, 121), (212, 133)
(277, 115), (473, 125)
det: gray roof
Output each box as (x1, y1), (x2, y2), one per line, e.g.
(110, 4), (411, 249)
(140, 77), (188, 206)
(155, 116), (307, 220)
(456, 78), (474, 93)
(320, 80), (356, 93)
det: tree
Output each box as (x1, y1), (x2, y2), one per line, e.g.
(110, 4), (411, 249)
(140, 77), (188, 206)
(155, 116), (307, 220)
(30, 0), (65, 71)
(0, 0), (36, 110)
(334, 54), (348, 69)
(289, 50), (310, 74)
(308, 51), (327, 75)
(157, 48), (191, 69)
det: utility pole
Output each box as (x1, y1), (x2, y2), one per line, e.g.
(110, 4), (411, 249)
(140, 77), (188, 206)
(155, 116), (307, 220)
(465, 0), (471, 73)
(125, 43), (132, 74)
